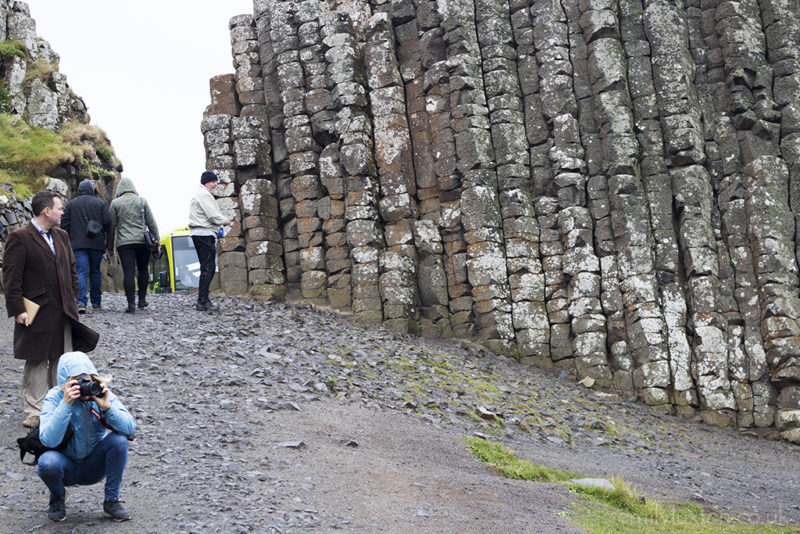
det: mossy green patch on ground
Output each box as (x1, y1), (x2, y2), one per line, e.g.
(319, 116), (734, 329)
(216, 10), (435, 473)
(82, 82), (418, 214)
(465, 436), (796, 534)
(570, 478), (796, 534)
(464, 436), (581, 482)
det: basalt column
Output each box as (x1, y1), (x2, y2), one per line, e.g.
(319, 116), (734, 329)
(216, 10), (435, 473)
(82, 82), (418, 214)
(394, 2), (453, 338)
(202, 0), (800, 441)
(476, 1), (549, 364)
(366, 13), (420, 333)
(230, 15), (283, 300)
(201, 77), (246, 295)
(763, 0), (800, 441)
(326, 10), (386, 323)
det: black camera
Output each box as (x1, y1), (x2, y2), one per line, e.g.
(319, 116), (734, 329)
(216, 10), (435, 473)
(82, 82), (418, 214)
(77, 377), (104, 397)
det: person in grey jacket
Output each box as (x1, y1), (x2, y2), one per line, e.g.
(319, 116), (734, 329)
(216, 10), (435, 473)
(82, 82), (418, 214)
(38, 351), (136, 522)
(109, 177), (159, 313)
(61, 180), (112, 313)
(188, 171), (230, 311)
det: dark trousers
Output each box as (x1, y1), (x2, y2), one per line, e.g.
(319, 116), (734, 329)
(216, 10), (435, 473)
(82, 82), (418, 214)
(191, 235), (217, 304)
(117, 244), (150, 303)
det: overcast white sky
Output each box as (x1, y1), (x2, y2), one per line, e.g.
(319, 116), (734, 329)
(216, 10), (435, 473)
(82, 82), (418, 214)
(29, 0), (254, 234)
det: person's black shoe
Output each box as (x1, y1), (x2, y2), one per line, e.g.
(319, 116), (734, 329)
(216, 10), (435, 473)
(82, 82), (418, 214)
(205, 300), (220, 312)
(48, 492), (66, 521)
(125, 303), (136, 314)
(77, 306), (86, 314)
(138, 298), (148, 309)
(195, 302), (208, 311)
(103, 498), (131, 521)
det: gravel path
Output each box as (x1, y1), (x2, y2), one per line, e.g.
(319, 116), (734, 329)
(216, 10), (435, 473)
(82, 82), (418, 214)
(0, 292), (798, 533)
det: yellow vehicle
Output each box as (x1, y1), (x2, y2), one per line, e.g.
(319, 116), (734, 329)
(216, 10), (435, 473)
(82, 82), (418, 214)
(151, 227), (203, 293)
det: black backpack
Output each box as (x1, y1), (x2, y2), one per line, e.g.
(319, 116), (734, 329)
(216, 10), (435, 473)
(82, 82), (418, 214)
(17, 424), (73, 465)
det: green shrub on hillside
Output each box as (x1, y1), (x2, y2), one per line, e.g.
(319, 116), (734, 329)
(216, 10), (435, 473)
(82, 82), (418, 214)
(0, 40), (27, 60)
(0, 85), (12, 114)
(96, 143), (113, 162)
(0, 113), (74, 195)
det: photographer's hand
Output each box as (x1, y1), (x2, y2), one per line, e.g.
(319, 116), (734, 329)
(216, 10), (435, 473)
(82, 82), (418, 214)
(93, 384), (111, 411)
(63, 379), (81, 405)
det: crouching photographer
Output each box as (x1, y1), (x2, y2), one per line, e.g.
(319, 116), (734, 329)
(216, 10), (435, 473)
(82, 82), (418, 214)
(37, 351), (136, 522)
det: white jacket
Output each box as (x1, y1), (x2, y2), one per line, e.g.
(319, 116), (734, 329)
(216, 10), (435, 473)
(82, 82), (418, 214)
(189, 185), (227, 236)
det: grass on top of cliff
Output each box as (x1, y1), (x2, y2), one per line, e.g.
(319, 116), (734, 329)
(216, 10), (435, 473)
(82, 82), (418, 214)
(0, 40), (27, 60)
(0, 113), (76, 196)
(465, 436), (796, 534)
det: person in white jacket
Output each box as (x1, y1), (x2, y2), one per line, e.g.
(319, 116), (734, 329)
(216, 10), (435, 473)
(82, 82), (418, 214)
(188, 171), (231, 311)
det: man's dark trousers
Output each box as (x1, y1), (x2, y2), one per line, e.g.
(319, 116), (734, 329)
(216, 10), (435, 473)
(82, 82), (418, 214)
(191, 235), (216, 304)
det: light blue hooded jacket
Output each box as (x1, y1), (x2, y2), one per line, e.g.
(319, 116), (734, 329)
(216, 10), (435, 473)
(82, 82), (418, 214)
(39, 352), (136, 462)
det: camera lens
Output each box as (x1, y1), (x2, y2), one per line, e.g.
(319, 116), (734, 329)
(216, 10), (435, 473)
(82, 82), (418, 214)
(78, 377), (104, 397)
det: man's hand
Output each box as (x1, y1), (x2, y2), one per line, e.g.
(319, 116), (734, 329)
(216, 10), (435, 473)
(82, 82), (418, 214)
(225, 219), (232, 226)
(15, 312), (29, 326)
(63, 379), (81, 405)
(92, 384), (112, 411)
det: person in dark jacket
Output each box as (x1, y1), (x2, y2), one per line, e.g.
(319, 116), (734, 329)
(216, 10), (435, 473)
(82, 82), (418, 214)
(38, 351), (135, 522)
(61, 180), (112, 313)
(109, 177), (159, 313)
(2, 191), (100, 427)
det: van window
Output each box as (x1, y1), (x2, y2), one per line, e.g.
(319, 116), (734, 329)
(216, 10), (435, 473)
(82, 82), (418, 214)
(172, 235), (200, 290)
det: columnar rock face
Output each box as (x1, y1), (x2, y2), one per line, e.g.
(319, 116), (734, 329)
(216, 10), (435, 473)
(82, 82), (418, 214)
(204, 0), (800, 441)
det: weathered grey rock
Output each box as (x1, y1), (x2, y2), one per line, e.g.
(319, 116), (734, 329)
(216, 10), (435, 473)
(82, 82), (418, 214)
(197, 0), (800, 440)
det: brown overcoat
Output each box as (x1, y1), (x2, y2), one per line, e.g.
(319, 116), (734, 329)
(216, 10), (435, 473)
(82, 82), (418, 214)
(3, 222), (98, 360)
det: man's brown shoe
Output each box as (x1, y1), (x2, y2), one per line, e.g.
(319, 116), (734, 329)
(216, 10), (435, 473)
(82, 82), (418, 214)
(23, 415), (39, 428)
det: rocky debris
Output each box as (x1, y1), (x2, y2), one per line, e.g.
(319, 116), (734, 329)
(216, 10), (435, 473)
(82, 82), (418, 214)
(0, 292), (798, 532)
(199, 0), (800, 441)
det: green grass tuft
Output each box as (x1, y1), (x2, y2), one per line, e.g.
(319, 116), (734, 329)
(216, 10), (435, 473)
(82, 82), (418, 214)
(464, 436), (581, 482)
(464, 436), (796, 533)
(0, 84), (12, 114)
(95, 143), (113, 162)
(0, 113), (74, 193)
(570, 478), (797, 533)
(0, 40), (27, 60)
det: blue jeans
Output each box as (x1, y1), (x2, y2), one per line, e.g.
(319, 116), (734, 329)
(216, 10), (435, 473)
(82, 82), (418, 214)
(38, 432), (129, 501)
(74, 249), (104, 307)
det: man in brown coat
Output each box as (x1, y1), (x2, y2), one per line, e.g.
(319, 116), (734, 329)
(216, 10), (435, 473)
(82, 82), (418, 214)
(3, 191), (99, 427)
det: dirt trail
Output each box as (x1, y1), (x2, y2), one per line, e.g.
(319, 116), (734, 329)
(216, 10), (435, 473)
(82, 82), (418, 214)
(0, 293), (798, 533)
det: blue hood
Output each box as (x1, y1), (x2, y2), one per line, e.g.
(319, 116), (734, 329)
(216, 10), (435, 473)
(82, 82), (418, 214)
(56, 351), (98, 387)
(77, 179), (95, 196)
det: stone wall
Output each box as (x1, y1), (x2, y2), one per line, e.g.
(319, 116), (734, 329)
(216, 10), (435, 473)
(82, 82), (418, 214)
(203, 0), (800, 441)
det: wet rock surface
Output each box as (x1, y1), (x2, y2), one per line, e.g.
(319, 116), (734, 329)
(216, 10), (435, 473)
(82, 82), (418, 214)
(1, 293), (799, 533)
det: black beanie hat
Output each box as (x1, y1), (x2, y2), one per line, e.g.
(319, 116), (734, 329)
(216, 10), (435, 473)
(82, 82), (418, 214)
(201, 170), (218, 184)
